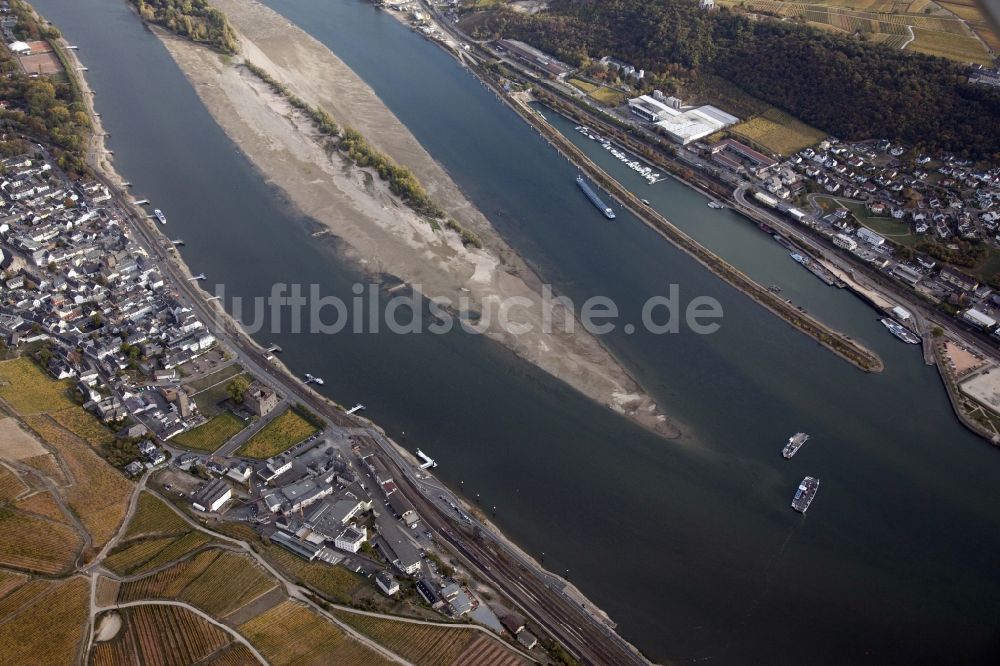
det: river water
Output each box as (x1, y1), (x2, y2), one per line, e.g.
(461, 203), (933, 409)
(35, 0), (1000, 662)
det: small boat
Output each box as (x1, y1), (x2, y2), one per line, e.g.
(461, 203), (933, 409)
(153, 209), (167, 224)
(641, 199), (651, 205)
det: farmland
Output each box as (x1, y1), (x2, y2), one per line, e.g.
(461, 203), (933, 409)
(0, 357), (75, 415)
(91, 605), (232, 666)
(0, 505), (82, 574)
(22, 414), (132, 549)
(0, 576), (89, 666)
(730, 108), (828, 155)
(236, 408), (318, 458)
(172, 412), (245, 452)
(239, 601), (394, 665)
(333, 611), (491, 665)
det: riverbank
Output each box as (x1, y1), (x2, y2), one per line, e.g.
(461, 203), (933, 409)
(140, 0), (677, 438)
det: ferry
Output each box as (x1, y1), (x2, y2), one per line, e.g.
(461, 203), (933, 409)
(792, 476), (820, 513)
(782, 432), (810, 459)
(576, 175), (615, 220)
(880, 317), (920, 344)
(153, 208), (167, 225)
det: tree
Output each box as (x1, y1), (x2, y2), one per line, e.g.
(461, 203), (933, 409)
(226, 375), (250, 403)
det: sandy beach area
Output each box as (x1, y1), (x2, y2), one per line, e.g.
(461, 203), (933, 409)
(149, 0), (677, 437)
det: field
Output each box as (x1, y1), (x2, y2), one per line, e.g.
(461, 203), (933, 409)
(91, 605), (233, 666)
(0, 357), (75, 414)
(937, 0), (1000, 50)
(0, 576), (89, 666)
(123, 493), (190, 539)
(0, 505), (82, 574)
(51, 406), (115, 448)
(119, 550), (277, 618)
(0, 417), (47, 460)
(730, 108), (827, 155)
(717, 0), (994, 65)
(239, 600), (394, 665)
(236, 408), (318, 458)
(16, 490), (69, 523)
(23, 414), (132, 549)
(333, 611), (496, 665)
(172, 412), (246, 452)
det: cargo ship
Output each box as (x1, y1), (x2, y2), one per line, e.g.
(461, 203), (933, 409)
(791, 476), (820, 513)
(576, 175), (615, 219)
(880, 317), (920, 344)
(782, 432), (810, 459)
(153, 208), (167, 225)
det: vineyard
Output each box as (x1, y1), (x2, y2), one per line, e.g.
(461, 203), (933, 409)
(0, 579), (53, 620)
(91, 605), (232, 666)
(453, 634), (530, 666)
(122, 493), (190, 539)
(262, 546), (364, 604)
(172, 412), (245, 452)
(236, 408), (318, 459)
(718, 0), (993, 64)
(239, 601), (394, 665)
(119, 550), (277, 618)
(0, 357), (75, 415)
(0, 576), (89, 665)
(0, 507), (82, 574)
(0, 570), (27, 601)
(333, 611), (485, 665)
(16, 490), (70, 524)
(199, 643), (259, 666)
(51, 406), (115, 448)
(730, 107), (828, 155)
(95, 576), (121, 607)
(0, 466), (27, 501)
(105, 531), (213, 576)
(23, 414), (132, 549)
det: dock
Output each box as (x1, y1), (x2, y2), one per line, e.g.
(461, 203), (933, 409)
(171, 239), (184, 246)
(345, 404), (365, 415)
(187, 273), (206, 281)
(132, 199), (149, 205)
(416, 448), (437, 469)
(266, 344), (282, 353)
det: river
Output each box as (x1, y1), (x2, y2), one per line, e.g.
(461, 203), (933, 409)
(34, 0), (1000, 662)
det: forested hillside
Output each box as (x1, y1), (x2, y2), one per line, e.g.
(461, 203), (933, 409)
(474, 0), (1000, 160)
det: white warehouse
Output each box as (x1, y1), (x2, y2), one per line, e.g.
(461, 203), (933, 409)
(627, 95), (739, 144)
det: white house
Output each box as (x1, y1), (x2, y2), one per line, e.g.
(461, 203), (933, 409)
(334, 525), (367, 553)
(191, 478), (232, 513)
(375, 571), (399, 596)
(833, 233), (858, 251)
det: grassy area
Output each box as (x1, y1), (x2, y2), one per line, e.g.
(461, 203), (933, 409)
(730, 108), (826, 156)
(236, 407), (318, 458)
(0, 357), (75, 415)
(820, 197), (919, 246)
(0, 576), (89, 666)
(568, 78), (625, 106)
(172, 412), (246, 452)
(186, 364), (245, 392)
(188, 366), (248, 416)
(240, 601), (394, 665)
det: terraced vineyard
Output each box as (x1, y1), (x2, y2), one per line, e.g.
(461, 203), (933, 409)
(23, 414), (132, 549)
(333, 611), (486, 665)
(0, 357), (76, 415)
(0, 576), (89, 665)
(0, 466), (27, 501)
(51, 406), (115, 448)
(91, 605), (232, 666)
(200, 643), (259, 665)
(453, 634), (529, 665)
(16, 490), (70, 523)
(0, 506), (82, 574)
(119, 550), (277, 618)
(240, 601), (394, 665)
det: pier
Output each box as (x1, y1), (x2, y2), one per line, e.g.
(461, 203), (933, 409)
(345, 404), (365, 415)
(187, 273), (206, 281)
(266, 344), (282, 353)
(132, 198), (149, 205)
(416, 448), (437, 469)
(171, 239), (184, 246)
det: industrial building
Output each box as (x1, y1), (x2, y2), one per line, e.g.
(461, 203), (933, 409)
(191, 478), (232, 513)
(627, 95), (739, 144)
